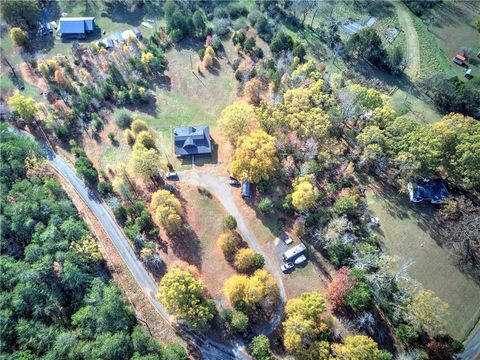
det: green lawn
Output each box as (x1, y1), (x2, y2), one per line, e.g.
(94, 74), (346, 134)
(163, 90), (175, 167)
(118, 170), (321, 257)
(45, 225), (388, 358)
(389, 87), (441, 123)
(421, 1), (480, 81)
(367, 189), (480, 340)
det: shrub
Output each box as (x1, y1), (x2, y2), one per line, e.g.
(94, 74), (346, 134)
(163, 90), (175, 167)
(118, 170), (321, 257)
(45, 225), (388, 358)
(244, 37), (256, 52)
(230, 310), (249, 333)
(10, 27), (28, 47)
(396, 324), (418, 344)
(114, 205), (128, 224)
(131, 119), (148, 134)
(218, 231), (241, 260)
(107, 132), (115, 142)
(212, 18), (231, 36)
(114, 109), (133, 129)
(257, 197), (274, 214)
(203, 52), (214, 69)
(75, 156), (98, 185)
(124, 129), (136, 146)
(249, 335), (272, 360)
(293, 44), (306, 62)
(98, 181), (114, 196)
(270, 32), (294, 54)
(223, 215), (237, 230)
(332, 193), (359, 217)
(234, 248), (264, 272)
(227, 3), (248, 19)
(197, 48), (205, 60)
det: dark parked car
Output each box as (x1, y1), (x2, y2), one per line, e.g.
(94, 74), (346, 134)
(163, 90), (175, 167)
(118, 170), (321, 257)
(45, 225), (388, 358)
(229, 178), (240, 186)
(165, 171), (178, 180)
(162, 184), (175, 193)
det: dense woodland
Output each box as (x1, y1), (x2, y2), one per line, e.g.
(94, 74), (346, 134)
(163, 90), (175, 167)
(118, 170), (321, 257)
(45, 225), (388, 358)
(0, 126), (186, 359)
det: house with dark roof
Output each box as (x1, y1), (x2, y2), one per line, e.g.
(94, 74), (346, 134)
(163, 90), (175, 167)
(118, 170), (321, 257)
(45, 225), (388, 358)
(174, 126), (212, 157)
(408, 179), (449, 204)
(57, 17), (96, 39)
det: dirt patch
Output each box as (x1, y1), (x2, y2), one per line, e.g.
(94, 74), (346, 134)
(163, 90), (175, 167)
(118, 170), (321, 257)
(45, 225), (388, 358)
(19, 63), (49, 92)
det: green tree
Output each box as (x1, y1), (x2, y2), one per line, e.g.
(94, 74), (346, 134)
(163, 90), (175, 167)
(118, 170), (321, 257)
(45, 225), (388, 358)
(10, 27), (28, 47)
(406, 289), (449, 335)
(131, 119), (149, 134)
(249, 335), (273, 360)
(231, 310), (249, 333)
(270, 31), (294, 53)
(257, 197), (274, 214)
(1, 0), (40, 28)
(157, 267), (214, 331)
(234, 248), (264, 272)
(192, 10), (206, 36)
(114, 109), (133, 129)
(346, 28), (387, 68)
(223, 215), (237, 230)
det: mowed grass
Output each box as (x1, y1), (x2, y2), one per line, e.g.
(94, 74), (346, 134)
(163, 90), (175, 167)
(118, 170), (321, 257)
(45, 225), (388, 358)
(411, 15), (454, 81)
(389, 88), (441, 124)
(366, 189), (480, 340)
(132, 43), (237, 169)
(422, 1), (480, 81)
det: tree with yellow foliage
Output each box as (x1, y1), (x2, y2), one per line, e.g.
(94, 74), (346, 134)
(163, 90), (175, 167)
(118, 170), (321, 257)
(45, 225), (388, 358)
(352, 84), (383, 110)
(224, 269), (279, 310)
(157, 267), (214, 331)
(203, 46), (215, 69)
(10, 27), (27, 47)
(234, 248), (264, 272)
(282, 291), (327, 354)
(135, 131), (156, 149)
(230, 130), (278, 183)
(128, 144), (161, 182)
(291, 175), (318, 212)
(141, 51), (154, 68)
(38, 59), (59, 79)
(151, 189), (183, 233)
(332, 335), (382, 360)
(217, 231), (242, 261)
(71, 235), (102, 266)
(218, 101), (257, 145)
(124, 129), (136, 146)
(7, 92), (39, 124)
(406, 289), (449, 335)
(130, 119), (149, 135)
(244, 78), (262, 105)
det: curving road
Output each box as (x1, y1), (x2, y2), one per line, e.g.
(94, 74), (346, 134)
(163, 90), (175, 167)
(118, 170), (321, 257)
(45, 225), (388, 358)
(8, 127), (284, 359)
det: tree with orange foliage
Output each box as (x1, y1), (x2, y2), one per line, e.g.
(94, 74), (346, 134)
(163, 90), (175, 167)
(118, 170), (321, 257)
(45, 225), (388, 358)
(244, 78), (262, 105)
(325, 267), (355, 309)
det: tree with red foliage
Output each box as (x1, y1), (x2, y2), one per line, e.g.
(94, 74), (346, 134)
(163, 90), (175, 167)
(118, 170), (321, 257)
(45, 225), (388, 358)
(325, 266), (356, 309)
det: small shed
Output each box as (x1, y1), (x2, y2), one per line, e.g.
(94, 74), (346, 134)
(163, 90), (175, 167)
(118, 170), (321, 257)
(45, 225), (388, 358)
(453, 54), (466, 66)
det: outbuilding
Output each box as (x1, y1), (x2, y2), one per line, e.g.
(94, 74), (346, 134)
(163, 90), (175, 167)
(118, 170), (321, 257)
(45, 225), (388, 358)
(453, 54), (466, 66)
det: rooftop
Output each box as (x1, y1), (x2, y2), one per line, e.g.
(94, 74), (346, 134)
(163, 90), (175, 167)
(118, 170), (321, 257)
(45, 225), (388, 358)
(58, 17), (95, 35)
(174, 126), (212, 157)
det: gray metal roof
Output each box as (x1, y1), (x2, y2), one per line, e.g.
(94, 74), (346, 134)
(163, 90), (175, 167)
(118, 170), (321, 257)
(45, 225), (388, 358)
(58, 17), (95, 35)
(174, 126), (212, 156)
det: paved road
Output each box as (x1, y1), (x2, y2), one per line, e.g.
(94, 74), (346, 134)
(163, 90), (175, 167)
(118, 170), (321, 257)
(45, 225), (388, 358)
(459, 329), (480, 360)
(179, 168), (287, 334)
(8, 127), (248, 360)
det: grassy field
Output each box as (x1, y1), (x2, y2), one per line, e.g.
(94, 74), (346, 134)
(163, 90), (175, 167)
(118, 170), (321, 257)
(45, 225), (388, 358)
(389, 88), (441, 123)
(422, 1), (480, 81)
(411, 15), (454, 81)
(366, 189), (480, 340)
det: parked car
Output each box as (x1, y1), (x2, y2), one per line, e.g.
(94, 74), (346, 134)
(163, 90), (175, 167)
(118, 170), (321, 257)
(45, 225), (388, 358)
(165, 171), (178, 179)
(162, 184), (175, 193)
(294, 255), (307, 265)
(281, 262), (294, 273)
(46, 23), (53, 33)
(229, 178), (240, 186)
